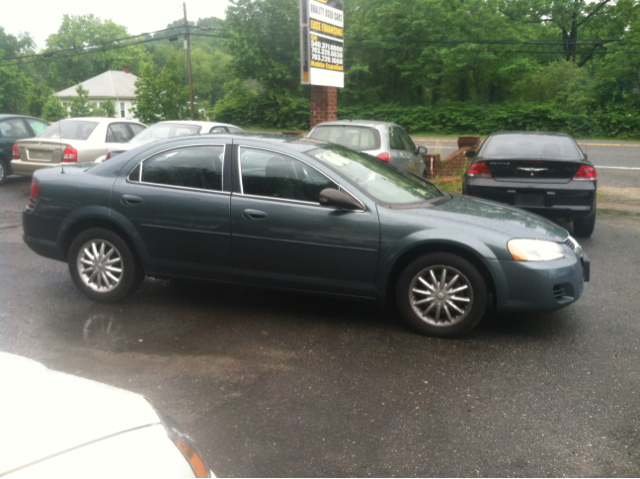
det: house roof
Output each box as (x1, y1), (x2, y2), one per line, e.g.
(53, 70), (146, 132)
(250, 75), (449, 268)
(55, 71), (139, 99)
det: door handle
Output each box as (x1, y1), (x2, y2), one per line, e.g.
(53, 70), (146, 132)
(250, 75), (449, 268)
(243, 209), (268, 220)
(121, 195), (143, 206)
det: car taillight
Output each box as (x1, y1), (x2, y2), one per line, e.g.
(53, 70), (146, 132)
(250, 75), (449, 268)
(105, 152), (111, 161)
(572, 165), (597, 181)
(12, 144), (20, 160)
(62, 145), (78, 163)
(27, 179), (40, 210)
(377, 152), (390, 162)
(30, 179), (40, 198)
(467, 161), (492, 178)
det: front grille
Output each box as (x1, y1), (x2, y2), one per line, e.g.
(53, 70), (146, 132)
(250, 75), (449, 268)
(564, 237), (577, 251)
(553, 283), (575, 303)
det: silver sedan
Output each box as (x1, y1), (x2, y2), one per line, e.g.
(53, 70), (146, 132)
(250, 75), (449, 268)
(307, 120), (427, 174)
(11, 117), (146, 176)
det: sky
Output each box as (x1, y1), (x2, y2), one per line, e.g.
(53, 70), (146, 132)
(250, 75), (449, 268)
(2, 0), (231, 51)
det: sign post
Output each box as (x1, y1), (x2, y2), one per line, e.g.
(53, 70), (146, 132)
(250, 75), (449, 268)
(301, 0), (344, 128)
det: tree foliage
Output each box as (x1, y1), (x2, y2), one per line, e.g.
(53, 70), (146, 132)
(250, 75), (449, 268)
(131, 59), (190, 123)
(41, 95), (68, 122)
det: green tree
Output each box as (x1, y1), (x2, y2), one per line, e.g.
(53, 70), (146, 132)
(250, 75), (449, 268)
(131, 60), (190, 123)
(43, 15), (146, 90)
(224, 0), (302, 92)
(94, 98), (116, 118)
(512, 60), (593, 113)
(68, 85), (93, 117)
(41, 95), (68, 122)
(26, 84), (55, 118)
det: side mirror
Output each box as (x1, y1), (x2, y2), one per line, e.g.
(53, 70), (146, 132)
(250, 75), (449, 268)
(416, 146), (428, 155)
(465, 150), (477, 159)
(319, 188), (362, 211)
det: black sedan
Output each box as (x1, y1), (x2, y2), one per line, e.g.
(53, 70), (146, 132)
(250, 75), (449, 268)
(23, 134), (589, 337)
(462, 132), (597, 237)
(0, 114), (50, 185)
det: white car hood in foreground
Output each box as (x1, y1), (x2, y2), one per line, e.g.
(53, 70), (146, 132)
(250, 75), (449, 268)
(0, 352), (197, 478)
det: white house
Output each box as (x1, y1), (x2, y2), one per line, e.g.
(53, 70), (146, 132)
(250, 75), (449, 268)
(55, 67), (139, 120)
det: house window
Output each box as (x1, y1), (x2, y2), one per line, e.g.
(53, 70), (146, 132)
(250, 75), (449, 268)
(120, 102), (126, 118)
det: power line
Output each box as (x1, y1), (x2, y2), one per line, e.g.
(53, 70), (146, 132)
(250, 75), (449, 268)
(0, 25), (224, 66)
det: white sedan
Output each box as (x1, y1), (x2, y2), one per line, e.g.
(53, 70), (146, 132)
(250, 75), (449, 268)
(104, 121), (245, 161)
(11, 118), (147, 176)
(0, 352), (213, 478)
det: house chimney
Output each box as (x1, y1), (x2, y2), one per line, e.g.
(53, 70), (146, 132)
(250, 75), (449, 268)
(123, 65), (130, 73)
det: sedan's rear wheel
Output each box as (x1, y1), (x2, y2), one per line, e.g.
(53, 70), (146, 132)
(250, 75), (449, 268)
(396, 253), (488, 337)
(68, 228), (142, 303)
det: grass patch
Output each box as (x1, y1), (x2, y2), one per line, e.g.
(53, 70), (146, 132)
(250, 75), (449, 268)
(433, 176), (463, 194)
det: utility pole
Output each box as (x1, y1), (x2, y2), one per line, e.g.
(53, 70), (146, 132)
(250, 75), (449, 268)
(184, 2), (195, 120)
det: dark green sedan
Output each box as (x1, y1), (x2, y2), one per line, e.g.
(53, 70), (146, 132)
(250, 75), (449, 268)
(23, 134), (590, 337)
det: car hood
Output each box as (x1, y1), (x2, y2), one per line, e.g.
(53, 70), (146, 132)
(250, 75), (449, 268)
(0, 353), (162, 475)
(425, 194), (568, 241)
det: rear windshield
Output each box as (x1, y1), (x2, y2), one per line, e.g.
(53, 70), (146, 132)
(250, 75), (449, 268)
(308, 145), (442, 205)
(309, 125), (381, 151)
(482, 134), (583, 160)
(39, 121), (98, 140)
(129, 123), (201, 144)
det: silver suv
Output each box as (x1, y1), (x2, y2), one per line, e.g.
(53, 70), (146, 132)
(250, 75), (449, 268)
(308, 120), (426, 174)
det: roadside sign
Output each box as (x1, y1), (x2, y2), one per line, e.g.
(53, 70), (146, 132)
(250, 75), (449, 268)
(300, 0), (344, 88)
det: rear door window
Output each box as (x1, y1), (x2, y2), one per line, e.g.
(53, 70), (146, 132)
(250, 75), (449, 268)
(397, 127), (416, 152)
(240, 147), (338, 203)
(0, 119), (31, 139)
(140, 145), (225, 192)
(106, 123), (134, 143)
(26, 119), (49, 136)
(129, 123), (146, 137)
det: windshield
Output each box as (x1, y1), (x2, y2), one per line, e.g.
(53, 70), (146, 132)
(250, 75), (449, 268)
(308, 145), (442, 204)
(39, 121), (98, 140)
(482, 134), (583, 160)
(129, 123), (201, 144)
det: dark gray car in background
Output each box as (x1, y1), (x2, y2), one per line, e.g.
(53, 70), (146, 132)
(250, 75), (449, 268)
(463, 132), (597, 237)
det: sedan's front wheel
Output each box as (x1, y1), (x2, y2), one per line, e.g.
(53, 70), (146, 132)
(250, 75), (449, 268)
(396, 253), (488, 337)
(68, 228), (143, 303)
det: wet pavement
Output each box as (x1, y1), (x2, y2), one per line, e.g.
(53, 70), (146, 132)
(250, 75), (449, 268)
(2, 161), (640, 477)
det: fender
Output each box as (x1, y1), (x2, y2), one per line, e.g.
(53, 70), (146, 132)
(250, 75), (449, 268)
(57, 206), (149, 265)
(374, 227), (509, 307)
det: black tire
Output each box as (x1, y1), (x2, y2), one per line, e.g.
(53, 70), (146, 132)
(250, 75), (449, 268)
(573, 212), (596, 238)
(395, 253), (488, 337)
(68, 228), (143, 303)
(0, 159), (8, 185)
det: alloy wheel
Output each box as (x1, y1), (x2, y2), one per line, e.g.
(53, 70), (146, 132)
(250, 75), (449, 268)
(76, 239), (124, 292)
(409, 265), (474, 327)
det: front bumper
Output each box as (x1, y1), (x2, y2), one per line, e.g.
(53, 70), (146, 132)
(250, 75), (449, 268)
(464, 177), (596, 220)
(493, 245), (589, 313)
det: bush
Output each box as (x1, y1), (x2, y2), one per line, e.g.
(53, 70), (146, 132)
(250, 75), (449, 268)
(212, 90), (640, 139)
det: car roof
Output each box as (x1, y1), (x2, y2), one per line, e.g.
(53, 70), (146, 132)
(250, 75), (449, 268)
(59, 117), (145, 124)
(150, 120), (243, 129)
(141, 133), (328, 154)
(0, 114), (49, 122)
(487, 131), (575, 139)
(311, 119), (398, 129)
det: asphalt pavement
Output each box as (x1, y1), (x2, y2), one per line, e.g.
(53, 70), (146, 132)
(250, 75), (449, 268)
(1, 145), (640, 476)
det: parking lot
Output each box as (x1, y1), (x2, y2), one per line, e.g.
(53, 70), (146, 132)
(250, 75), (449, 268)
(1, 142), (640, 477)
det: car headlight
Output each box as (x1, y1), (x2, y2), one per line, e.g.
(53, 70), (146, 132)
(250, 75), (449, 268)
(507, 239), (565, 262)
